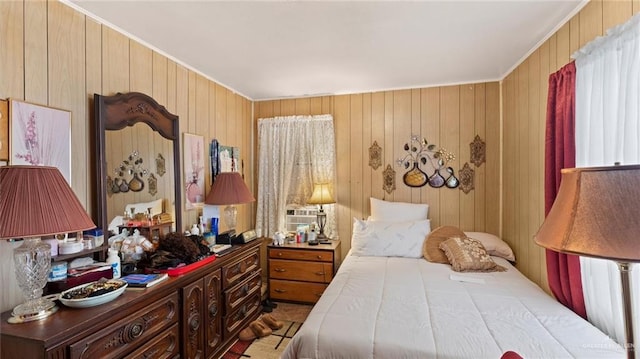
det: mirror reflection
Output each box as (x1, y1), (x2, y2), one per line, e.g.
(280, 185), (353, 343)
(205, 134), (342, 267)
(105, 123), (175, 233)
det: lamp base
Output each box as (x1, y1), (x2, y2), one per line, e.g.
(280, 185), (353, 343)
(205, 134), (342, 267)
(223, 205), (237, 230)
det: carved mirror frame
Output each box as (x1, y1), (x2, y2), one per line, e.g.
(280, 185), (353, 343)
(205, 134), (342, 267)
(94, 92), (182, 237)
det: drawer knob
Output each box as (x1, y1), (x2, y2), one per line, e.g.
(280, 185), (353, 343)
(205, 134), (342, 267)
(209, 304), (218, 317)
(315, 271), (324, 276)
(241, 284), (249, 296)
(277, 252), (283, 256)
(317, 255), (323, 259)
(189, 314), (200, 331)
(274, 289), (286, 293)
(124, 320), (145, 342)
(274, 268), (286, 272)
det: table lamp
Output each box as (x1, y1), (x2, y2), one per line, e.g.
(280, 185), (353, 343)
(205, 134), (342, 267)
(0, 165), (96, 323)
(534, 164), (640, 359)
(307, 182), (335, 240)
(205, 172), (255, 230)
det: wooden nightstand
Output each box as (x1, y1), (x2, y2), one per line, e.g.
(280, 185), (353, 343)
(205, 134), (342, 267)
(268, 239), (341, 304)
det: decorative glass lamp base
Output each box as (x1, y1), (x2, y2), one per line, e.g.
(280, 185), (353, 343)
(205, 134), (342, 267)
(8, 300), (58, 324)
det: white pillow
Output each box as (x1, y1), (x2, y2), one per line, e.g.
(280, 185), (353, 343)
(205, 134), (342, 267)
(351, 218), (431, 258)
(370, 197), (429, 222)
(464, 231), (516, 262)
(126, 198), (164, 216)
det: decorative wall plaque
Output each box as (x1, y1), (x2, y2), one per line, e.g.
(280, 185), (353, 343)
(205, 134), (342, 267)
(459, 162), (475, 194)
(368, 141), (382, 170)
(470, 135), (486, 167)
(156, 153), (166, 176)
(148, 173), (158, 196)
(106, 175), (114, 197)
(383, 164), (396, 194)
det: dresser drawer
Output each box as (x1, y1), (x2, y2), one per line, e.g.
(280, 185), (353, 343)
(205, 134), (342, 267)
(123, 323), (179, 359)
(225, 270), (262, 314)
(69, 292), (179, 359)
(269, 279), (328, 303)
(222, 250), (260, 288)
(270, 259), (333, 283)
(223, 292), (261, 339)
(269, 248), (333, 262)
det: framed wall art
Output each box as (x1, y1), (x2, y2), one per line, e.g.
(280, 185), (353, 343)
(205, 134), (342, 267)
(9, 99), (71, 183)
(183, 133), (205, 210)
(0, 99), (8, 161)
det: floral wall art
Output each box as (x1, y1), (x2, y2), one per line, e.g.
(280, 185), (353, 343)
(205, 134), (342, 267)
(184, 133), (205, 210)
(9, 100), (71, 183)
(0, 99), (8, 161)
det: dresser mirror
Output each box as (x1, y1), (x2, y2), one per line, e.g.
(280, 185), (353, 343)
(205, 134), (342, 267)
(94, 92), (182, 238)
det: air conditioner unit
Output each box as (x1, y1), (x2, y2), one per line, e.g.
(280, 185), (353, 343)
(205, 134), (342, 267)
(285, 206), (318, 233)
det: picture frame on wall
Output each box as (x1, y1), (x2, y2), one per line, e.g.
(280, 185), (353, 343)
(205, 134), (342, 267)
(0, 99), (8, 161)
(9, 99), (72, 183)
(184, 133), (205, 210)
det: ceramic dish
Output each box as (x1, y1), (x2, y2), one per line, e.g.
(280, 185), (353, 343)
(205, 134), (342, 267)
(58, 279), (127, 308)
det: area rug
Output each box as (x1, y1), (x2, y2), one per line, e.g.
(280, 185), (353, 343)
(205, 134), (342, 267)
(221, 302), (312, 358)
(221, 320), (303, 359)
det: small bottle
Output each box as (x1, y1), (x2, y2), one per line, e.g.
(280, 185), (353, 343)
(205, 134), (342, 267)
(309, 228), (317, 243)
(191, 223), (200, 236)
(106, 248), (121, 279)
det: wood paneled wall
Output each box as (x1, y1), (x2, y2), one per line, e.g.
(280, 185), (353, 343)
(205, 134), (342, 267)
(501, 0), (640, 290)
(0, 0), (253, 313)
(255, 84), (501, 257)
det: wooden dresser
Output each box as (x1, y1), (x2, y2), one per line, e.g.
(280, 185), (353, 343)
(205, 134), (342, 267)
(1, 240), (261, 359)
(268, 240), (341, 304)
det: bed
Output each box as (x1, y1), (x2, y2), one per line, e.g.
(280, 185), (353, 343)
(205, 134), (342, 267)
(281, 199), (624, 359)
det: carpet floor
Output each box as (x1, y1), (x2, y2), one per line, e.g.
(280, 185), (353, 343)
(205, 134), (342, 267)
(221, 302), (312, 359)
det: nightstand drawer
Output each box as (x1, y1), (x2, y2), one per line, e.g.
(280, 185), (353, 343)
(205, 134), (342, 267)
(269, 248), (334, 262)
(270, 259), (333, 283)
(269, 279), (327, 303)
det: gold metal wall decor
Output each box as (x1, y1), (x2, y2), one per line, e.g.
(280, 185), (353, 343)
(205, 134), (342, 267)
(383, 164), (396, 194)
(113, 150), (148, 193)
(470, 135), (486, 167)
(459, 162), (475, 194)
(368, 141), (382, 170)
(148, 173), (158, 196)
(396, 135), (458, 189)
(156, 153), (166, 176)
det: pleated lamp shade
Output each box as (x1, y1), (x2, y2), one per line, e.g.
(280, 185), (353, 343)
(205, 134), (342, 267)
(205, 172), (255, 206)
(0, 165), (96, 239)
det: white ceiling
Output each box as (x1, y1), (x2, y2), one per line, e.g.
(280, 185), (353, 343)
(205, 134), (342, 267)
(65, 0), (586, 101)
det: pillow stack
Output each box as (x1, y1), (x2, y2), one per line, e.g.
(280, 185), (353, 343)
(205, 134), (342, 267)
(350, 198), (431, 258)
(350, 198), (515, 273)
(424, 226), (513, 272)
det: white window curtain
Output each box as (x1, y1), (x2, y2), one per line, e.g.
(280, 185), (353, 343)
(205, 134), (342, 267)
(573, 13), (640, 347)
(255, 114), (337, 239)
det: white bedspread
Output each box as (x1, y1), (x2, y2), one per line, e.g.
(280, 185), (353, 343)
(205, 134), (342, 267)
(282, 255), (623, 359)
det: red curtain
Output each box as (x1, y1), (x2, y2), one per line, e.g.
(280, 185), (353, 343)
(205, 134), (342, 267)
(544, 61), (587, 319)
